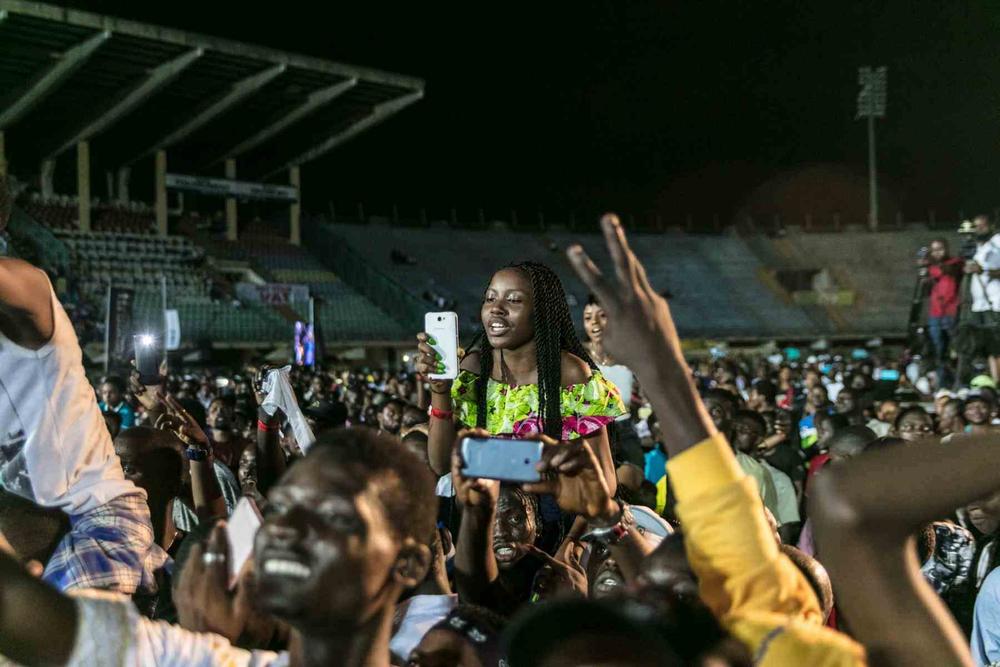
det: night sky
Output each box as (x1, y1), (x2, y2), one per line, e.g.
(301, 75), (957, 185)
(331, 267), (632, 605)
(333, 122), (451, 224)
(55, 1), (1000, 228)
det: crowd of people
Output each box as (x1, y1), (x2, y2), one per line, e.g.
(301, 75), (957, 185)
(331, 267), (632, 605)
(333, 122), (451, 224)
(6, 169), (1000, 666)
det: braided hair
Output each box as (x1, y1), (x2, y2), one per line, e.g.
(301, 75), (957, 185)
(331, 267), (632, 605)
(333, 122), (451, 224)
(470, 261), (595, 440)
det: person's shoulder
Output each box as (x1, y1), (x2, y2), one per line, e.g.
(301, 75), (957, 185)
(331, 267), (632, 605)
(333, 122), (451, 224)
(981, 565), (1000, 599)
(0, 257), (48, 289)
(560, 351), (592, 387)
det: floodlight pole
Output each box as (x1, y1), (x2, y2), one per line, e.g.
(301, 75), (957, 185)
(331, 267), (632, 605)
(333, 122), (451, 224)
(867, 112), (877, 231)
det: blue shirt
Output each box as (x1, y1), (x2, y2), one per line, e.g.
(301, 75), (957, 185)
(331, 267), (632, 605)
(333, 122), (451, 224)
(972, 567), (1000, 666)
(99, 401), (136, 429)
(644, 447), (668, 484)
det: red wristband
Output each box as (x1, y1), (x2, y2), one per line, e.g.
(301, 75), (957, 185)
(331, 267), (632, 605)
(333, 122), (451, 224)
(257, 419), (277, 432)
(428, 406), (453, 420)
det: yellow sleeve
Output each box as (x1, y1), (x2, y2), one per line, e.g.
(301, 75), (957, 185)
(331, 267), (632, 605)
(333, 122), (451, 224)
(667, 433), (824, 622)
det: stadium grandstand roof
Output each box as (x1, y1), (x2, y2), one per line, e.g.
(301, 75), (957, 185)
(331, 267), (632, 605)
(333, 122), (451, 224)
(0, 0), (423, 180)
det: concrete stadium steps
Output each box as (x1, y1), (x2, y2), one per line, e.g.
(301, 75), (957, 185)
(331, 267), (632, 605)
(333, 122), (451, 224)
(326, 222), (813, 339)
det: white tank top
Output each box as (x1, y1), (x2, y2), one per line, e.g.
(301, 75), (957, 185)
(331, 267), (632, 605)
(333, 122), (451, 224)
(0, 279), (134, 513)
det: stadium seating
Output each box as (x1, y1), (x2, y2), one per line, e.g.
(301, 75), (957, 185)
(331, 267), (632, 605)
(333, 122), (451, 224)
(20, 193), (154, 234)
(322, 220), (955, 340)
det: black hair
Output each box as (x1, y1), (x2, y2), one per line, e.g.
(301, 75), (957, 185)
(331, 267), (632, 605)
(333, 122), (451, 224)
(586, 293), (600, 306)
(734, 409), (767, 434)
(815, 411), (849, 433)
(471, 261), (595, 439)
(101, 375), (126, 393)
(308, 427), (437, 546)
(864, 435), (907, 453)
(893, 405), (930, 431)
(702, 387), (740, 415)
(751, 379), (777, 405)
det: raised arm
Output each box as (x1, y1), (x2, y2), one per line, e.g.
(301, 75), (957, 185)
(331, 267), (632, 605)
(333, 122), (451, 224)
(416, 332), (463, 475)
(566, 215), (862, 664)
(451, 435), (501, 605)
(253, 368), (286, 496)
(809, 436), (1000, 666)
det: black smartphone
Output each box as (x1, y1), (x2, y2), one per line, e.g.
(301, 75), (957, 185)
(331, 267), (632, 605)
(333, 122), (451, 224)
(133, 333), (161, 385)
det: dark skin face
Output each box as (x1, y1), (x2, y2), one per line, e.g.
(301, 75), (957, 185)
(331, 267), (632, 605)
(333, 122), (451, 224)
(492, 487), (538, 570)
(408, 628), (484, 667)
(835, 390), (858, 415)
(100, 382), (122, 407)
(939, 401), (965, 434)
(481, 268), (535, 351)
(895, 411), (934, 443)
(702, 396), (733, 434)
(590, 556), (625, 599)
(964, 399), (992, 426)
(807, 386), (829, 411)
(929, 240), (949, 263)
(207, 400), (233, 431)
(732, 415), (766, 454)
(378, 403), (402, 435)
(967, 490), (1000, 536)
(254, 461), (407, 631)
(582, 303), (609, 347)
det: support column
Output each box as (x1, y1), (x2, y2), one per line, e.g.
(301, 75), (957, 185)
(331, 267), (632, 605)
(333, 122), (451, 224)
(0, 131), (6, 177)
(154, 150), (167, 236)
(40, 158), (55, 198)
(76, 141), (90, 232)
(289, 165), (301, 246)
(104, 170), (114, 202)
(117, 166), (130, 203)
(224, 158), (237, 241)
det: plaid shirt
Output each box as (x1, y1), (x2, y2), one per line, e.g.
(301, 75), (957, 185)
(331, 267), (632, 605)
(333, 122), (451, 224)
(43, 491), (165, 594)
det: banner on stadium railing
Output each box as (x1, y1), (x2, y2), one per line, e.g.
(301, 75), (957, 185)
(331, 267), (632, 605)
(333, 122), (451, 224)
(164, 309), (181, 351)
(792, 290), (856, 306)
(104, 287), (135, 374)
(235, 282), (310, 306)
(165, 173), (297, 202)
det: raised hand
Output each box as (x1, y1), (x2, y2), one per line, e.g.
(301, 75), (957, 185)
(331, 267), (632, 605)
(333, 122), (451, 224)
(566, 214), (714, 456)
(565, 214), (683, 372)
(174, 522), (253, 642)
(451, 429), (500, 510)
(523, 437), (617, 522)
(415, 332), (453, 396)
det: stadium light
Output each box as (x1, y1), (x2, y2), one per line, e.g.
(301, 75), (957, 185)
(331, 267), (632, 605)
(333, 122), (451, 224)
(857, 66), (887, 231)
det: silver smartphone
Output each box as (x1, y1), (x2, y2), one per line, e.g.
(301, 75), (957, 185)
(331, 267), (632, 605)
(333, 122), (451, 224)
(460, 436), (543, 483)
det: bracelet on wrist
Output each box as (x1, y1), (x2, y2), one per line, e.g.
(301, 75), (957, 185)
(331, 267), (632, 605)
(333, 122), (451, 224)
(428, 406), (454, 420)
(257, 418), (278, 432)
(184, 446), (210, 462)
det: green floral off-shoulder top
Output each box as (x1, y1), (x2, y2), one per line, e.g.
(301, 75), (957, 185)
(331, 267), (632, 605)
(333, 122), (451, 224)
(451, 370), (626, 440)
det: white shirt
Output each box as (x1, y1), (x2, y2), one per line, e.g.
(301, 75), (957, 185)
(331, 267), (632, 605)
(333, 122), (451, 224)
(0, 281), (135, 513)
(971, 233), (1000, 312)
(57, 590), (282, 667)
(597, 363), (634, 422)
(390, 594), (457, 662)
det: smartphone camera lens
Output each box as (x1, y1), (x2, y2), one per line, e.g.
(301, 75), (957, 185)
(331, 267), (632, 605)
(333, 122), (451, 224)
(523, 458), (530, 464)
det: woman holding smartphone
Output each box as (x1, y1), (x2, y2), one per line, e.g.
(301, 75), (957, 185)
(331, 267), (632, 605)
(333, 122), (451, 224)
(416, 260), (625, 490)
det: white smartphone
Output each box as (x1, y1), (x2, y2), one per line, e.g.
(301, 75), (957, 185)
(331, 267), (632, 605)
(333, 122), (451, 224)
(424, 311), (459, 380)
(225, 497), (263, 589)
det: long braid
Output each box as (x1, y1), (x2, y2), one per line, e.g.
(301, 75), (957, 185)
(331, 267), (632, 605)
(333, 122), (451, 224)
(470, 262), (594, 439)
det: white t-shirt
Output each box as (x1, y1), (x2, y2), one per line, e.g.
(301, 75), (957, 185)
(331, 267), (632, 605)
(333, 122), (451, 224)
(57, 590), (282, 667)
(597, 363), (633, 422)
(390, 594), (457, 662)
(971, 233), (1000, 312)
(0, 281), (135, 513)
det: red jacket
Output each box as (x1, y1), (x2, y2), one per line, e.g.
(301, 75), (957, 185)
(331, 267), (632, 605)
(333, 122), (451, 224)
(928, 257), (963, 318)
